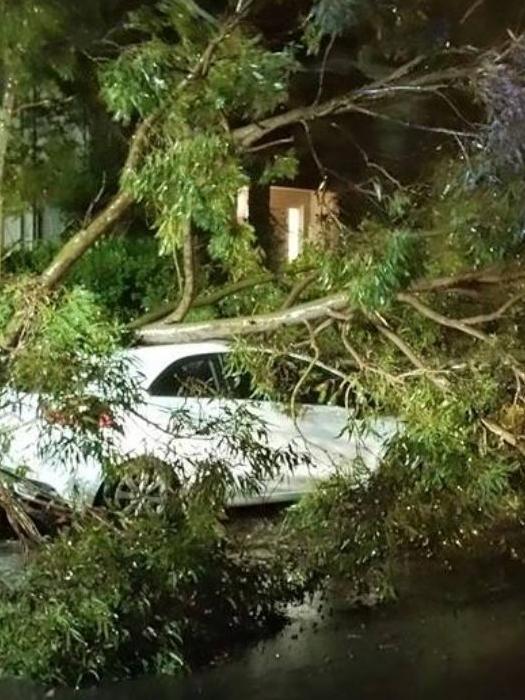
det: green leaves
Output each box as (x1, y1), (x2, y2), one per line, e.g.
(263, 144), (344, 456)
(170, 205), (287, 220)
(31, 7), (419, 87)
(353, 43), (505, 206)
(126, 131), (247, 255)
(348, 230), (423, 311)
(206, 35), (296, 119)
(100, 40), (182, 123)
(259, 150), (299, 185)
(309, 0), (362, 36)
(0, 474), (301, 685)
(207, 221), (264, 278)
(0, 285), (141, 466)
(0, 0), (63, 78)
(99, 1), (298, 277)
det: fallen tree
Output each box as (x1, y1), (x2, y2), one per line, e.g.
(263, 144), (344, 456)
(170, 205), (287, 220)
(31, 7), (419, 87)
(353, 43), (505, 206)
(138, 291), (349, 343)
(0, 0), (482, 348)
(137, 263), (525, 344)
(2, 0), (525, 599)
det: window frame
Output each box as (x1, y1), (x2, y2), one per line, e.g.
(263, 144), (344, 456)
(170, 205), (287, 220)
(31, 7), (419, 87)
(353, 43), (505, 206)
(147, 352), (225, 399)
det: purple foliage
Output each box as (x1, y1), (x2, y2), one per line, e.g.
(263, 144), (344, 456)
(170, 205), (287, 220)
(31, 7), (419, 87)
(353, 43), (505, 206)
(310, 0), (361, 36)
(478, 40), (525, 172)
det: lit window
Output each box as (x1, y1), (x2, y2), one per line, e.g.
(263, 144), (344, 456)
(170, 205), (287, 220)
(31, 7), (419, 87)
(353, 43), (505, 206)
(287, 207), (304, 262)
(236, 186), (250, 223)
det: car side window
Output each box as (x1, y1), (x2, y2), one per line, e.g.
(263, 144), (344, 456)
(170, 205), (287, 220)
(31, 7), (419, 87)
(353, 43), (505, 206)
(215, 354), (254, 400)
(148, 354), (222, 398)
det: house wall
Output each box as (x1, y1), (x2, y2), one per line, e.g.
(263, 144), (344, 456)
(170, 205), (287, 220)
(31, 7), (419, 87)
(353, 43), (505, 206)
(269, 187), (312, 262)
(3, 205), (64, 250)
(238, 185), (340, 267)
(269, 186), (339, 262)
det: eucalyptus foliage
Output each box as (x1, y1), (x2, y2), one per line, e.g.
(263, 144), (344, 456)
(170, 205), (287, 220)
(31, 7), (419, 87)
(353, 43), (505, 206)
(7, 236), (178, 321)
(100, 0), (296, 267)
(0, 509), (302, 686)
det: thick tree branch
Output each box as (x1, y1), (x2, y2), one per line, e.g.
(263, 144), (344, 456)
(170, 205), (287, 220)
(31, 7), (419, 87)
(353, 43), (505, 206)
(37, 111), (158, 291)
(36, 9), (246, 296)
(232, 66), (471, 148)
(137, 292), (349, 344)
(136, 262), (525, 344)
(397, 293), (491, 342)
(26, 63), (476, 297)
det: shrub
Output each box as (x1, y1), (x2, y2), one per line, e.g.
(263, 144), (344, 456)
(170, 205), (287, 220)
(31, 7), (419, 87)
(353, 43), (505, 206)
(287, 436), (523, 606)
(6, 236), (176, 322)
(0, 509), (302, 687)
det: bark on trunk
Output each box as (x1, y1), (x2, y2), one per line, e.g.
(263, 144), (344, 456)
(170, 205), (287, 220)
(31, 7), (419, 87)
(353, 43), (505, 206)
(39, 191), (133, 289)
(137, 292), (349, 344)
(37, 112), (156, 290)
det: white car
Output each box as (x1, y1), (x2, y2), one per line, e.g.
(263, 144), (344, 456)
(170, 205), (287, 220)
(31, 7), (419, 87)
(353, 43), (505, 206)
(0, 342), (398, 511)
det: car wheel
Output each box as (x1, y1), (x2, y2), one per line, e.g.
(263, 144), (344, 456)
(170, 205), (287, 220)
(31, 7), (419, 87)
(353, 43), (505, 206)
(105, 456), (180, 516)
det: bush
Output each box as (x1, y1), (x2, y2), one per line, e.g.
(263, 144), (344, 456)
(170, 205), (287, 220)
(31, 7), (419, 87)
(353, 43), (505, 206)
(6, 236), (176, 322)
(287, 438), (523, 607)
(0, 509), (302, 687)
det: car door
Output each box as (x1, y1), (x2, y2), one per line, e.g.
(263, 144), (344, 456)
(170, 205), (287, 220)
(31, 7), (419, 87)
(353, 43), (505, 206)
(137, 351), (314, 501)
(214, 353), (399, 501)
(134, 350), (397, 504)
(137, 352), (240, 472)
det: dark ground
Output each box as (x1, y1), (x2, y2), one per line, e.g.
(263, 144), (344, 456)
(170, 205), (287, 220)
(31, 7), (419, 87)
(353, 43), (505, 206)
(1, 548), (525, 700)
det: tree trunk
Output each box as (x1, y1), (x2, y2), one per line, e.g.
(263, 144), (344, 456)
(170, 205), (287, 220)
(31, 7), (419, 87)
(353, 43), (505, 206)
(39, 191), (133, 289)
(137, 292), (349, 344)
(0, 75), (16, 280)
(165, 222), (195, 323)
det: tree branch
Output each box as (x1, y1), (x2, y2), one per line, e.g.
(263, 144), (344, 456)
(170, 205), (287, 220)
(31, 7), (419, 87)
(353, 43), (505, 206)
(37, 109), (158, 292)
(281, 272), (318, 310)
(409, 266), (525, 293)
(371, 316), (451, 391)
(136, 262), (525, 342)
(397, 293), (491, 343)
(165, 222), (195, 324)
(232, 66), (471, 148)
(36, 9), (246, 296)
(340, 323), (402, 387)
(137, 292), (349, 344)
(459, 291), (525, 325)
(128, 271), (279, 330)
(481, 418), (525, 457)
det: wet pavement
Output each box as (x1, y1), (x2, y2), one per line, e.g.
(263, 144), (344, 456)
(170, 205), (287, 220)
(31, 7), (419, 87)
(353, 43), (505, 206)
(1, 574), (525, 700)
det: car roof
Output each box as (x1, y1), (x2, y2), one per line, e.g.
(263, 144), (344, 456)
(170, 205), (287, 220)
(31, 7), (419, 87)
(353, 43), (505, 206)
(126, 341), (230, 388)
